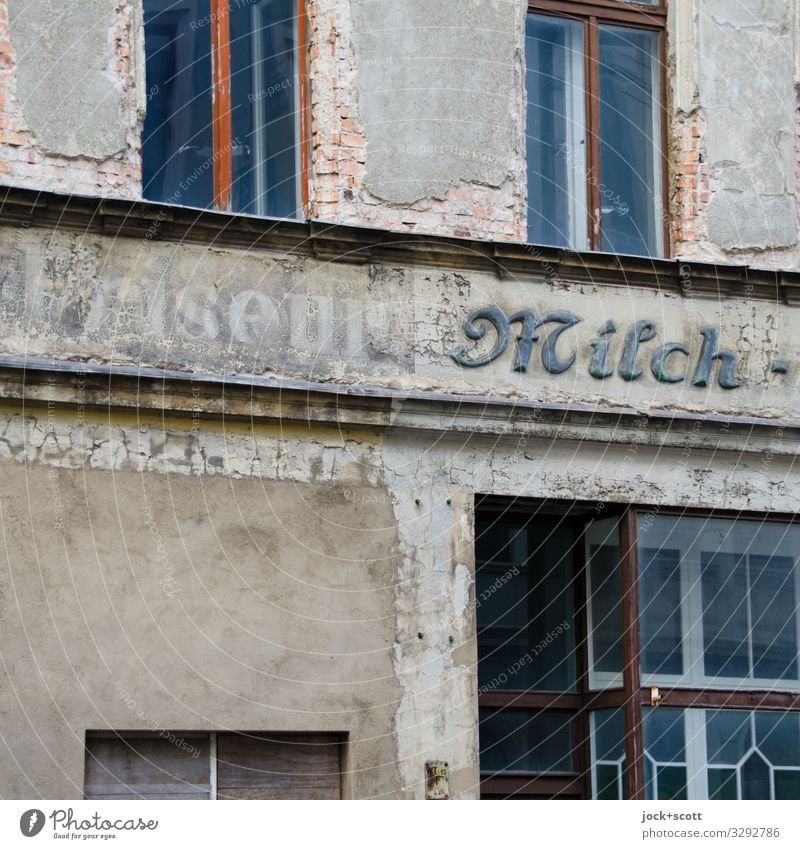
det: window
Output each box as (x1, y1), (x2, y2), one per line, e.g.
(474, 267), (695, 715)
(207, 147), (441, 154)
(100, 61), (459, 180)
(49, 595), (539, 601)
(85, 732), (342, 799)
(476, 501), (800, 800)
(526, 1), (667, 256)
(142, 0), (306, 218)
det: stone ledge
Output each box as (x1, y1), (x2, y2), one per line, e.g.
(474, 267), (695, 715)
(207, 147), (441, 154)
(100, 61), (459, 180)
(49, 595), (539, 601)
(2, 186), (800, 301)
(0, 356), (795, 456)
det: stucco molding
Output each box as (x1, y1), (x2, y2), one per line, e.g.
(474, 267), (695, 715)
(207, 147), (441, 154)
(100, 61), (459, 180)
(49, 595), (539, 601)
(0, 357), (795, 455)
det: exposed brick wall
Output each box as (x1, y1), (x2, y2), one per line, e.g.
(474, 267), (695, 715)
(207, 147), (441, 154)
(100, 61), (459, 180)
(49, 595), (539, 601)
(670, 109), (712, 260)
(0, 0), (141, 199)
(670, 101), (800, 269)
(307, 1), (524, 242)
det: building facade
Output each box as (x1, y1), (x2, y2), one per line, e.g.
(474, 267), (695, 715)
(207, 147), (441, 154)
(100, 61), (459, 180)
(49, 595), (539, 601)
(1, 0), (800, 800)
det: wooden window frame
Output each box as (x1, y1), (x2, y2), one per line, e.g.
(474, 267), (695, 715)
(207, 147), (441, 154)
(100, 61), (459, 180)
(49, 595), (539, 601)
(476, 498), (800, 800)
(527, 0), (670, 256)
(209, 0), (310, 216)
(476, 501), (629, 799)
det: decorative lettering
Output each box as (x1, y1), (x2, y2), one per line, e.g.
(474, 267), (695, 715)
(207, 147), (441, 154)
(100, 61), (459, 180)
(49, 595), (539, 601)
(449, 306), (510, 368)
(450, 307), (749, 390)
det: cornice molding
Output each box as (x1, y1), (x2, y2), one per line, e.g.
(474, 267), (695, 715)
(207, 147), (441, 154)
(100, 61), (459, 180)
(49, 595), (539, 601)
(0, 356), (795, 456)
(2, 186), (800, 304)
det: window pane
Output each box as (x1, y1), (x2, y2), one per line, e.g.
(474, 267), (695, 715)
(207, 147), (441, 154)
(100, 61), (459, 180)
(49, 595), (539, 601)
(595, 763), (621, 799)
(479, 709), (573, 773)
(591, 709), (626, 799)
(639, 547), (683, 676)
(708, 768), (737, 800)
(742, 751), (771, 800)
(476, 519), (576, 692)
(701, 552), (749, 679)
(704, 710), (800, 800)
(637, 515), (800, 688)
(755, 713), (800, 767)
(775, 771), (800, 800)
(749, 555), (798, 680)
(644, 707), (685, 764)
(230, 0), (300, 218)
(143, 0), (214, 209)
(587, 520), (622, 680)
(593, 708), (625, 762)
(656, 765), (687, 800)
(644, 707), (687, 800)
(598, 25), (662, 256)
(706, 710), (751, 765)
(525, 15), (587, 249)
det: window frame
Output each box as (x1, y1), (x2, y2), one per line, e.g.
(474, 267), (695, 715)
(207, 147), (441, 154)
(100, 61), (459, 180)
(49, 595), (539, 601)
(527, 0), (670, 256)
(84, 730), (344, 799)
(476, 498), (800, 800)
(149, 0), (310, 218)
(476, 499), (629, 799)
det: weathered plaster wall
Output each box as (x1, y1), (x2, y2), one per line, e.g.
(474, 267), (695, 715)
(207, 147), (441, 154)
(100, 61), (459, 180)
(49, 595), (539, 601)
(309, 0), (526, 240)
(0, 0), (142, 197)
(0, 409), (412, 798)
(2, 383), (797, 798)
(670, 0), (800, 267)
(2, 221), (800, 421)
(3, 0), (800, 264)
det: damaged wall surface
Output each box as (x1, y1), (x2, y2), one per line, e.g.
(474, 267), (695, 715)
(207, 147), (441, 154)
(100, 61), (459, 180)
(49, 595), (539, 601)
(0, 0), (142, 197)
(1, 206), (800, 797)
(1, 217), (800, 420)
(669, 0), (800, 265)
(2, 1), (798, 262)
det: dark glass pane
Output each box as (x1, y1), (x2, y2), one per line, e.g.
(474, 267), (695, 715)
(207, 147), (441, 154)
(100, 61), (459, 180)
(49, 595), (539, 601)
(640, 548), (683, 675)
(229, 0), (300, 218)
(644, 757), (654, 800)
(598, 25), (662, 256)
(525, 15), (587, 249)
(708, 768), (738, 800)
(701, 552), (749, 678)
(143, 0), (214, 208)
(749, 555), (798, 680)
(706, 710), (751, 765)
(595, 763), (621, 800)
(593, 708), (625, 761)
(657, 765), (687, 800)
(588, 539), (623, 674)
(476, 520), (576, 692)
(644, 707), (685, 764)
(755, 713), (800, 767)
(476, 523), (527, 567)
(742, 751), (771, 800)
(478, 709), (573, 773)
(774, 770), (800, 800)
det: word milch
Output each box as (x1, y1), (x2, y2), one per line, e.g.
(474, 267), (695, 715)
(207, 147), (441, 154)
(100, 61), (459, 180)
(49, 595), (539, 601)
(450, 306), (787, 390)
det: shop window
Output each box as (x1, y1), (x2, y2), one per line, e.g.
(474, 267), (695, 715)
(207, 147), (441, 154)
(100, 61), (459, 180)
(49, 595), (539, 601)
(638, 516), (800, 687)
(526, 1), (667, 256)
(84, 732), (342, 799)
(142, 0), (305, 218)
(476, 500), (800, 800)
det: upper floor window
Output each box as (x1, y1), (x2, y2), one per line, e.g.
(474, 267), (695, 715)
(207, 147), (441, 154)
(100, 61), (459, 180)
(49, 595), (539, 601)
(526, 1), (667, 256)
(142, 0), (304, 219)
